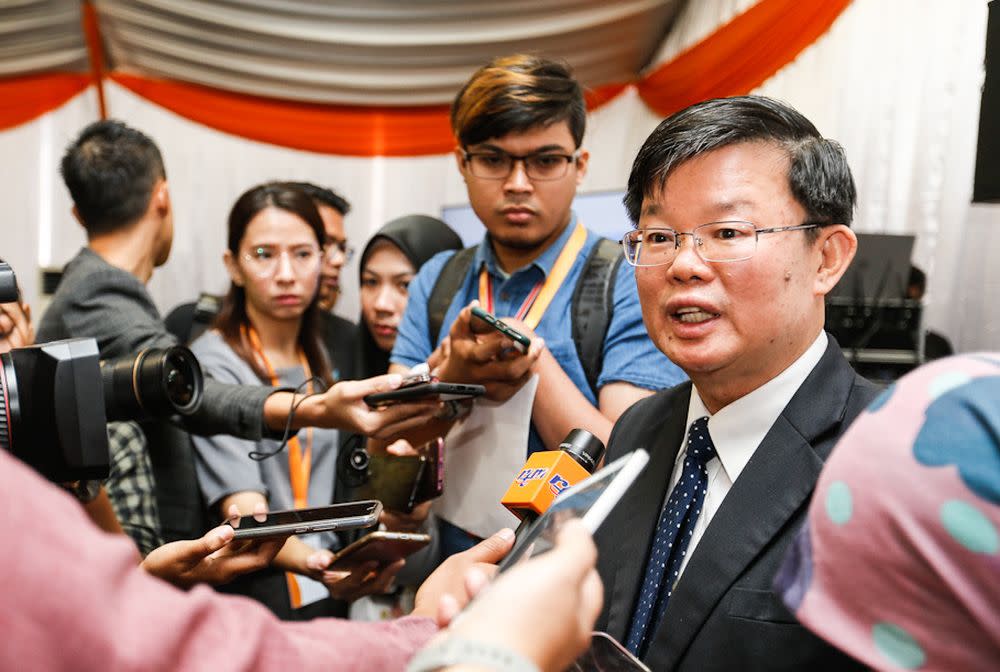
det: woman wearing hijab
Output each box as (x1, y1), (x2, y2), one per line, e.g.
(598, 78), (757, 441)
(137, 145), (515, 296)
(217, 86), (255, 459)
(355, 214), (463, 379)
(338, 215), (463, 619)
(776, 353), (1000, 671)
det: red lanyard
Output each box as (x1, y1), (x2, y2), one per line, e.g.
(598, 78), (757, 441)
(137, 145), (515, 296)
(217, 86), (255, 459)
(245, 326), (313, 509)
(477, 222), (587, 329)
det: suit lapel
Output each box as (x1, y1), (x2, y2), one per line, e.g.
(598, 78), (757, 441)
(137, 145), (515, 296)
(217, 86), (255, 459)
(644, 340), (857, 669)
(603, 385), (690, 640)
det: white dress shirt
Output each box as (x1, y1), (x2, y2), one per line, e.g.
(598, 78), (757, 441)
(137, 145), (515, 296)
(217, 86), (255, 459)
(667, 331), (828, 579)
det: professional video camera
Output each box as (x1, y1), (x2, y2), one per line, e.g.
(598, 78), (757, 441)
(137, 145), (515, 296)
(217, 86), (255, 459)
(0, 260), (204, 482)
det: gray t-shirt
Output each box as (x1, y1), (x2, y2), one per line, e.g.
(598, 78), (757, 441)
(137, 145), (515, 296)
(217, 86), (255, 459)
(190, 330), (341, 550)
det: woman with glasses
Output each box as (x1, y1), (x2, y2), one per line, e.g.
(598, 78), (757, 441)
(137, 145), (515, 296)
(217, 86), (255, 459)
(189, 183), (399, 620)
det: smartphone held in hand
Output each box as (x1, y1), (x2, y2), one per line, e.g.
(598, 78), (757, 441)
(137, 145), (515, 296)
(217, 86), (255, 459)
(327, 530), (432, 571)
(470, 306), (532, 353)
(363, 381), (485, 407)
(227, 501), (383, 540)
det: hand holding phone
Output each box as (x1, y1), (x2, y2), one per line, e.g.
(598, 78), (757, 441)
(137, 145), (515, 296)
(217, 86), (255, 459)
(470, 306), (532, 354)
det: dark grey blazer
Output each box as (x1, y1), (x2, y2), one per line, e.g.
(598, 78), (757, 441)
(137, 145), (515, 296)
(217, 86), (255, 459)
(594, 336), (879, 672)
(38, 248), (276, 541)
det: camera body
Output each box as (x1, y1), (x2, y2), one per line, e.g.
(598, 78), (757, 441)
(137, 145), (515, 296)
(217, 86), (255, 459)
(0, 258), (204, 483)
(1, 338), (110, 481)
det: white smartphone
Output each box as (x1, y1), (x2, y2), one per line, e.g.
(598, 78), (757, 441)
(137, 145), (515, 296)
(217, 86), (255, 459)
(497, 449), (650, 572)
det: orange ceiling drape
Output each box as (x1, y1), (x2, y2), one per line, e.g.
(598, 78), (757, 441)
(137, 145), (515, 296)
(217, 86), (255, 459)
(110, 73), (454, 156)
(637, 0), (854, 117)
(1, 0), (853, 154)
(0, 73), (90, 131)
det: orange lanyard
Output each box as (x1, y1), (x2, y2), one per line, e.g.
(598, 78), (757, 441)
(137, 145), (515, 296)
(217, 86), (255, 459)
(478, 222), (587, 330)
(245, 326), (313, 509)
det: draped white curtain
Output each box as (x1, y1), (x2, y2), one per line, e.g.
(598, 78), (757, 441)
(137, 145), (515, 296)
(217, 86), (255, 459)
(96, 0), (681, 105)
(0, 0), (87, 76)
(1, 0), (995, 351)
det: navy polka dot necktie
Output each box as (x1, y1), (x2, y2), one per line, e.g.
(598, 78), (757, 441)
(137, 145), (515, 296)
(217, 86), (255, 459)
(625, 416), (717, 657)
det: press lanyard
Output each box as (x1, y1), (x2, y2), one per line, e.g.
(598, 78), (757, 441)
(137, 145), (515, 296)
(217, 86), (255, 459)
(245, 326), (313, 509)
(478, 222), (587, 329)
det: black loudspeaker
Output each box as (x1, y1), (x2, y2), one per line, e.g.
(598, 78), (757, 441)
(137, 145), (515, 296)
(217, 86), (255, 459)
(974, 0), (1000, 202)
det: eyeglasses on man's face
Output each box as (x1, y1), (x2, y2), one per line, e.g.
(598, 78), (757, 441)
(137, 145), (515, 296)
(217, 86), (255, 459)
(462, 149), (580, 181)
(242, 245), (322, 278)
(323, 240), (355, 264)
(620, 220), (823, 267)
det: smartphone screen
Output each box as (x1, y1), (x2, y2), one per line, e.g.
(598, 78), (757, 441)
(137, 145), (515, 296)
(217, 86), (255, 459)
(229, 501), (382, 539)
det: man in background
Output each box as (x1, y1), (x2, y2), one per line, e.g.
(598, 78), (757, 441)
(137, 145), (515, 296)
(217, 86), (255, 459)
(281, 181), (358, 381)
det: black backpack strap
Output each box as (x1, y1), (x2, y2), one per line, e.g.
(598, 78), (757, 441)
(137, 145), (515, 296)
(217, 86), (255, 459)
(428, 246), (478, 347)
(571, 238), (623, 396)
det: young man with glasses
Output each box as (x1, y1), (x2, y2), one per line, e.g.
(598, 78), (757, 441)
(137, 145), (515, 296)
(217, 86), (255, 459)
(389, 55), (685, 556)
(592, 96), (880, 671)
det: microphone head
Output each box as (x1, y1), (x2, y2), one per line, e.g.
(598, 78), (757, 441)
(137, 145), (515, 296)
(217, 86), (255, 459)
(559, 428), (606, 474)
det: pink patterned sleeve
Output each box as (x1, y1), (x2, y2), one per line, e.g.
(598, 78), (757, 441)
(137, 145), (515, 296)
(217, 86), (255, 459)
(0, 451), (437, 671)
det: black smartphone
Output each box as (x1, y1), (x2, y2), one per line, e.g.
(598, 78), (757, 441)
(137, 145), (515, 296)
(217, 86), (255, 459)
(363, 381), (485, 407)
(470, 306), (532, 353)
(327, 531), (432, 571)
(227, 501), (383, 540)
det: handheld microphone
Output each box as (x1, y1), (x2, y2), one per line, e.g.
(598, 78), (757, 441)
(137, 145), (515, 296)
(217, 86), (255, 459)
(501, 428), (606, 537)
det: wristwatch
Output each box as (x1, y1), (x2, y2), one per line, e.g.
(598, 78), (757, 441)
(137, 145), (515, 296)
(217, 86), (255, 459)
(406, 637), (540, 672)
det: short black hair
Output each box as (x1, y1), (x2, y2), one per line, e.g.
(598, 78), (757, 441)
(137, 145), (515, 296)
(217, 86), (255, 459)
(60, 119), (166, 235)
(451, 54), (586, 148)
(625, 96), (856, 239)
(282, 181), (351, 216)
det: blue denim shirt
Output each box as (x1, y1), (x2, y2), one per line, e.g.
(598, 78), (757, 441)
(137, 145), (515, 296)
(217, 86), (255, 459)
(391, 212), (687, 455)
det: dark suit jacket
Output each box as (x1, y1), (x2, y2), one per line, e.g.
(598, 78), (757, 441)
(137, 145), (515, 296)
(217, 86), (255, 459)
(594, 336), (879, 671)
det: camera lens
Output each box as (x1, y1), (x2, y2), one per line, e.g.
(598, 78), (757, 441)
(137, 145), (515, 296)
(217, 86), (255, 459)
(337, 441), (371, 488)
(101, 346), (203, 421)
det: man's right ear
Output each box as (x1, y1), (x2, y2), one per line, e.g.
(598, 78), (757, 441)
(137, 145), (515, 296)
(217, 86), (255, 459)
(153, 180), (171, 214)
(222, 250), (243, 287)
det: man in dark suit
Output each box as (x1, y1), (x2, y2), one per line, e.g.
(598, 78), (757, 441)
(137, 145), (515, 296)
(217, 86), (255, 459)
(594, 96), (880, 671)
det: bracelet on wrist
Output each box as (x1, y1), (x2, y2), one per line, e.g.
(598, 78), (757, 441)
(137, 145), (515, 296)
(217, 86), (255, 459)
(406, 637), (540, 672)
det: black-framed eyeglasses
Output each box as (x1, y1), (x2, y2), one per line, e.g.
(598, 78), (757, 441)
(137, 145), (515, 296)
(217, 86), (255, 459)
(323, 241), (355, 264)
(620, 220), (824, 267)
(461, 149), (580, 181)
